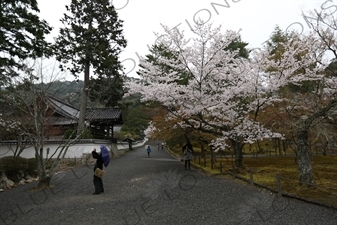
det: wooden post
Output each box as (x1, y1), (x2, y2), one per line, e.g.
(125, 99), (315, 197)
(198, 156), (201, 165)
(220, 162), (223, 174)
(203, 156), (206, 167)
(249, 168), (253, 185)
(276, 173), (282, 197)
(232, 163), (236, 178)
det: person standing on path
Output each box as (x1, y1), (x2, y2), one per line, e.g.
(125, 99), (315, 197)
(147, 145), (152, 157)
(92, 148), (104, 195)
(183, 144), (193, 170)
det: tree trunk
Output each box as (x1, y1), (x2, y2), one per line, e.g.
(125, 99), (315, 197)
(77, 19), (92, 135)
(77, 59), (90, 134)
(256, 140), (262, 153)
(35, 147), (51, 188)
(210, 146), (216, 163)
(297, 129), (314, 186)
(277, 138), (282, 156)
(37, 176), (51, 189)
(230, 139), (244, 168)
(184, 134), (194, 152)
(200, 142), (205, 157)
(295, 99), (337, 185)
(322, 141), (328, 156)
(282, 140), (287, 155)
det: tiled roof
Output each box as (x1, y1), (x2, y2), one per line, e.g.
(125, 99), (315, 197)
(45, 93), (122, 124)
(85, 108), (123, 122)
(46, 116), (78, 125)
(47, 94), (79, 119)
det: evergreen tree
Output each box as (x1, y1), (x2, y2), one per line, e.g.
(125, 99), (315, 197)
(54, 0), (127, 133)
(0, 0), (52, 84)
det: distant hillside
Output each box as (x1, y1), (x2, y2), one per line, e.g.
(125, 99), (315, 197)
(43, 80), (103, 108)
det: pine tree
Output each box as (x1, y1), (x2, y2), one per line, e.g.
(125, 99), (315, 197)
(0, 0), (52, 84)
(54, 0), (127, 133)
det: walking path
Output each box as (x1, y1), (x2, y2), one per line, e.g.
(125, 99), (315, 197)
(0, 141), (336, 225)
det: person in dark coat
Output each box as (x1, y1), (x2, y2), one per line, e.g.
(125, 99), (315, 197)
(92, 148), (104, 195)
(182, 144), (193, 170)
(146, 145), (152, 157)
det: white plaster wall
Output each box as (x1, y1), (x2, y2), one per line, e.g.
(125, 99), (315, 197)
(0, 139), (147, 158)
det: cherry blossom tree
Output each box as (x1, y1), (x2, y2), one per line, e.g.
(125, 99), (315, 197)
(126, 15), (337, 186)
(257, 27), (337, 186)
(125, 22), (281, 168)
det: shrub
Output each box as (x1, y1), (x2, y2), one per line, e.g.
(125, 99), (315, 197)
(80, 128), (93, 139)
(64, 129), (76, 139)
(64, 128), (93, 139)
(0, 156), (29, 182)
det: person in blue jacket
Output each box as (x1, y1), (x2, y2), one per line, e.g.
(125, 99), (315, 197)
(147, 145), (152, 157)
(92, 148), (104, 195)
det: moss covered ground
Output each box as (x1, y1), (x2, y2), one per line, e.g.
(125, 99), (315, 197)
(169, 147), (337, 207)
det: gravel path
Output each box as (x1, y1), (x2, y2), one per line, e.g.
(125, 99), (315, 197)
(0, 141), (336, 225)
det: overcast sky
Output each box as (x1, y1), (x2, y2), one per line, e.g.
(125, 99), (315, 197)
(37, 0), (330, 79)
